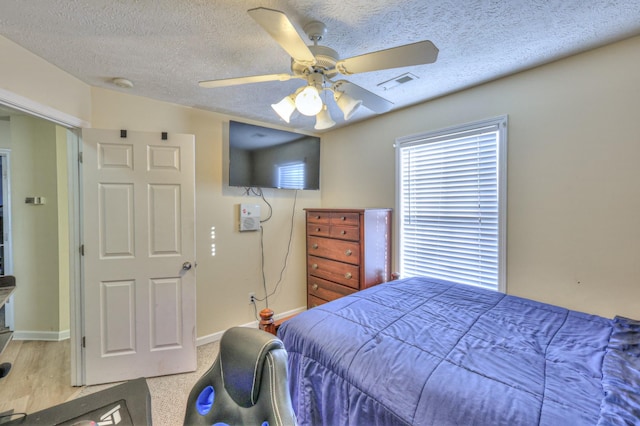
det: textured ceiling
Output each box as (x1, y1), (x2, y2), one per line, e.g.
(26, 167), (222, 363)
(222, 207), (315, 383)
(1, 0), (640, 133)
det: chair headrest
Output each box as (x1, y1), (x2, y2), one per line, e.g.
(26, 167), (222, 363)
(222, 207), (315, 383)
(219, 327), (285, 408)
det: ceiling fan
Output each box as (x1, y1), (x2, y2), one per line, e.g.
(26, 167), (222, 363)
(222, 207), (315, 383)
(199, 7), (439, 129)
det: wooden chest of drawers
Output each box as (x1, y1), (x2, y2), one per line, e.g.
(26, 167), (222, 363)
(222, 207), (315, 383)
(305, 208), (391, 308)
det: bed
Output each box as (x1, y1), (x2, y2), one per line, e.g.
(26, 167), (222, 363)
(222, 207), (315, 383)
(278, 276), (640, 425)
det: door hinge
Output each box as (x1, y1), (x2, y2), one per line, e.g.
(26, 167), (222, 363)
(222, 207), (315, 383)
(78, 152), (83, 163)
(80, 244), (85, 256)
(82, 336), (86, 348)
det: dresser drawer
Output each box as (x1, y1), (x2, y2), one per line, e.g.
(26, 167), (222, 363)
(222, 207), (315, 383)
(308, 276), (357, 301)
(308, 256), (360, 289)
(306, 223), (330, 237)
(308, 294), (329, 309)
(329, 224), (359, 241)
(307, 210), (330, 224)
(330, 212), (359, 226)
(307, 236), (360, 265)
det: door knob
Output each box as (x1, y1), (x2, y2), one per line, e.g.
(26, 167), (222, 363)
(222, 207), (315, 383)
(182, 262), (192, 271)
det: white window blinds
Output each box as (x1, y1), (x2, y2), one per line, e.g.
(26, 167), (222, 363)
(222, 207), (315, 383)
(396, 117), (507, 291)
(277, 162), (305, 189)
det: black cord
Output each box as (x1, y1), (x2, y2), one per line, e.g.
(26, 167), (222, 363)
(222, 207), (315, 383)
(252, 190), (298, 308)
(265, 190), (298, 300)
(259, 224), (269, 308)
(251, 298), (259, 321)
(258, 188), (273, 223)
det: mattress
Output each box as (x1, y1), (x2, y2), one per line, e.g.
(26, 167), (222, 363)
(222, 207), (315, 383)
(278, 277), (640, 425)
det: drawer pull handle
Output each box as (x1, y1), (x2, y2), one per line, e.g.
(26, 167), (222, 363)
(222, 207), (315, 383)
(312, 243), (319, 249)
(345, 272), (352, 279)
(312, 283), (319, 291)
(341, 230), (347, 235)
(312, 264), (318, 269)
(341, 216), (346, 221)
(345, 249), (352, 256)
(316, 227), (321, 232)
(315, 215), (321, 219)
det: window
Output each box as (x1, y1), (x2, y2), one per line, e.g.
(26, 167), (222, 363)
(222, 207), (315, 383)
(277, 161), (305, 189)
(396, 116), (507, 292)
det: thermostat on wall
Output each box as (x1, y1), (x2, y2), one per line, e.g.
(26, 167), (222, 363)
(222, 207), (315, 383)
(25, 196), (47, 205)
(239, 204), (261, 232)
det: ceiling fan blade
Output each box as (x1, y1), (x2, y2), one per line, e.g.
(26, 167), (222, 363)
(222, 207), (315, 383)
(336, 40), (438, 75)
(248, 7), (316, 66)
(199, 73), (299, 88)
(334, 80), (393, 114)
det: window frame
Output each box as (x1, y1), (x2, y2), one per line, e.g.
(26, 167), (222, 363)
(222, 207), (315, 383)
(395, 115), (508, 292)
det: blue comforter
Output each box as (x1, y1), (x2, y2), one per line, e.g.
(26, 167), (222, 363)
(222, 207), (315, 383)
(278, 277), (640, 425)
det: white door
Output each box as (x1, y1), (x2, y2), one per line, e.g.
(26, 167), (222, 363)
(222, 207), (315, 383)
(82, 129), (196, 385)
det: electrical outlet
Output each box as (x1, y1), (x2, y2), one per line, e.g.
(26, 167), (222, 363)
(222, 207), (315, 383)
(248, 292), (256, 304)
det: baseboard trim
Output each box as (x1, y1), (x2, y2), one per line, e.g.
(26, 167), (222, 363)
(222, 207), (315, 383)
(196, 306), (306, 346)
(11, 307), (306, 346)
(13, 329), (70, 341)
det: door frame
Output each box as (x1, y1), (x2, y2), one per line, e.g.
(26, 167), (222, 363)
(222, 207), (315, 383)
(0, 88), (89, 385)
(0, 149), (14, 325)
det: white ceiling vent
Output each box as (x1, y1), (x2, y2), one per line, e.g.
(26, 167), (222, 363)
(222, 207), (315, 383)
(377, 73), (419, 91)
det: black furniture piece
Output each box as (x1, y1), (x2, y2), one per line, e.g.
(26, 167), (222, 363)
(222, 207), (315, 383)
(0, 275), (16, 360)
(0, 275), (16, 380)
(184, 327), (296, 425)
(4, 377), (151, 425)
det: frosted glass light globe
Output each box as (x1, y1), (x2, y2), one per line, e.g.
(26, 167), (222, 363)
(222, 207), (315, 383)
(271, 96), (296, 123)
(314, 105), (336, 130)
(295, 86), (323, 116)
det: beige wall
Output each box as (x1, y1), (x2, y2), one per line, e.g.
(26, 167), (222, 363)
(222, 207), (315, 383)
(2, 31), (638, 337)
(1, 115), (62, 331)
(90, 88), (319, 338)
(0, 36), (91, 124)
(1, 32), (317, 338)
(321, 35), (640, 319)
(0, 34), (85, 336)
(0, 114), (70, 336)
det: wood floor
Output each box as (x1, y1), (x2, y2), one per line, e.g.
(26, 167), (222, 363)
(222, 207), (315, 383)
(0, 339), (80, 420)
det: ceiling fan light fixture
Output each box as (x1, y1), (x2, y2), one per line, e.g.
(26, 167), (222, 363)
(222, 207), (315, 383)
(200, 9), (439, 129)
(271, 95), (296, 123)
(314, 105), (335, 130)
(334, 91), (362, 120)
(295, 85), (323, 116)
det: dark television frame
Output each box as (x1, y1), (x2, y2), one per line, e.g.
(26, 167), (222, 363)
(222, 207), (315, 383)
(227, 120), (321, 190)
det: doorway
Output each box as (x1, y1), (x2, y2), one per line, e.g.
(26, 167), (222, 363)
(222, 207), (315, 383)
(0, 99), (84, 385)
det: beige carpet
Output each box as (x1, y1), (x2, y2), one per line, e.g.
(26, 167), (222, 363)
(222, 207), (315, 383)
(76, 341), (219, 426)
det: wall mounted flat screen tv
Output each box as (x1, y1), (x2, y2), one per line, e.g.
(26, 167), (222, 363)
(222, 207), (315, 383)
(228, 120), (321, 190)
